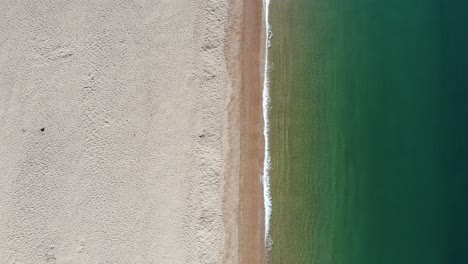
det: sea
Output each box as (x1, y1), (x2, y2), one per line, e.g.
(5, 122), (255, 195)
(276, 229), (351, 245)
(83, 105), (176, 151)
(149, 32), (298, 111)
(266, 0), (468, 263)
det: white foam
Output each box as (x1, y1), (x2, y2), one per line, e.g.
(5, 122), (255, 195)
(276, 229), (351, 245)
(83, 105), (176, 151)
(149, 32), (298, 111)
(262, 0), (273, 250)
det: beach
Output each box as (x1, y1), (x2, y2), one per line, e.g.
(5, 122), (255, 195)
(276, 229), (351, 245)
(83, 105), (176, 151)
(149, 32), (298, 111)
(0, 0), (259, 262)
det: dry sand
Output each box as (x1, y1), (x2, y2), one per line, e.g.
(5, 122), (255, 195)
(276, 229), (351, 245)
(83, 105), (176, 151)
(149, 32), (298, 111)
(0, 0), (232, 262)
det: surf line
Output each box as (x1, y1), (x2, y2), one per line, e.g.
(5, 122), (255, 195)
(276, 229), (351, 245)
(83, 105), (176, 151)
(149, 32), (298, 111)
(262, 0), (272, 250)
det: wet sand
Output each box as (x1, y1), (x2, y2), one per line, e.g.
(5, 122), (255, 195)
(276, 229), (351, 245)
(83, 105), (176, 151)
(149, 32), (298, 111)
(223, 0), (266, 262)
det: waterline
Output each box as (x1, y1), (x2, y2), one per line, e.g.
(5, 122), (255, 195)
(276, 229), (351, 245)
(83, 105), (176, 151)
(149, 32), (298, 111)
(262, 0), (272, 249)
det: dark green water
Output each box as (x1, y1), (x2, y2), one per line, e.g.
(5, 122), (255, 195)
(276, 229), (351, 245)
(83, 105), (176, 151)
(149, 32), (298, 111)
(268, 0), (468, 263)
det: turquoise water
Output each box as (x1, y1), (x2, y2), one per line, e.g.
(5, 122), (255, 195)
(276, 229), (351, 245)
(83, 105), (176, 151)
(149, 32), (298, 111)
(268, 0), (468, 263)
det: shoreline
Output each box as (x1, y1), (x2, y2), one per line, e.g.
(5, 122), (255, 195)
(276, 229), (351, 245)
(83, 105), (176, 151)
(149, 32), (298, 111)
(262, 0), (272, 249)
(223, 0), (266, 262)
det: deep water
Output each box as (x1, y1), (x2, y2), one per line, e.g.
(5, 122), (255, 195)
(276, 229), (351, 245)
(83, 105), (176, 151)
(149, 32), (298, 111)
(268, 0), (468, 263)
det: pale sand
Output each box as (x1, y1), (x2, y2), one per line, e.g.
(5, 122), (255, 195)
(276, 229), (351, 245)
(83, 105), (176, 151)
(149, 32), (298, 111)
(0, 0), (229, 263)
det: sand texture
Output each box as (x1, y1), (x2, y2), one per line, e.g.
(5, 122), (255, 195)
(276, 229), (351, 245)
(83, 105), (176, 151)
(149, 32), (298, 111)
(0, 0), (228, 262)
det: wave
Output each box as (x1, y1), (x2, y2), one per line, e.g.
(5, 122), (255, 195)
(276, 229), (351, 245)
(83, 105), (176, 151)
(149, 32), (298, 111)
(262, 0), (273, 251)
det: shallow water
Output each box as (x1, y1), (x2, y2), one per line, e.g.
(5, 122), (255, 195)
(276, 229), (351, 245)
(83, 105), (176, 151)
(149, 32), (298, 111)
(268, 0), (468, 263)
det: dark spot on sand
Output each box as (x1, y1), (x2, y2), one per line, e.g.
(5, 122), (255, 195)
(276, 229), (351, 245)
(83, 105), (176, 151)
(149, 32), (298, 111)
(40, 128), (45, 132)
